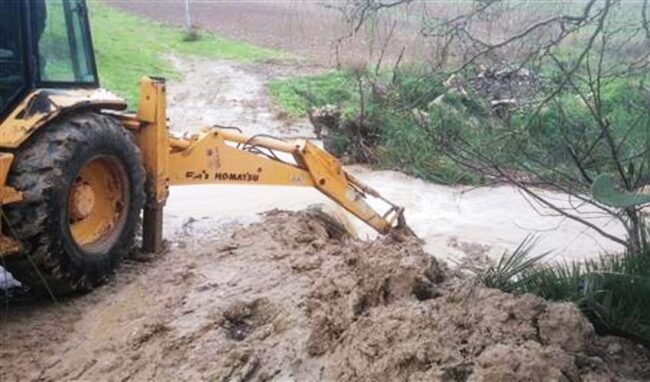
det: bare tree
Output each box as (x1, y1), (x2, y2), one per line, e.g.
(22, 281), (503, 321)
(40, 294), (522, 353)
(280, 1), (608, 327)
(337, 0), (650, 250)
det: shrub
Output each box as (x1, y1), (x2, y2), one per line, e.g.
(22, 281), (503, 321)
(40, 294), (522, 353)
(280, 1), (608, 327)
(481, 241), (650, 347)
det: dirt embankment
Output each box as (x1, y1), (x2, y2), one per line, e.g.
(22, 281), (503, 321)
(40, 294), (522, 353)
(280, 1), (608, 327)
(3, 210), (647, 381)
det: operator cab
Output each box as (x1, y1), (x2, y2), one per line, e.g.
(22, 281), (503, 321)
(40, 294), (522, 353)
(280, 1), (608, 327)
(0, 0), (98, 120)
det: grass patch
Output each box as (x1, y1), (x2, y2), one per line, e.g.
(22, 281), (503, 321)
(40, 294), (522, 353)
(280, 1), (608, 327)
(89, 0), (284, 107)
(268, 71), (359, 118)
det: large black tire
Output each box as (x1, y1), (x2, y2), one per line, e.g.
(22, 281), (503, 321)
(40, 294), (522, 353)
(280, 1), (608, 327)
(3, 112), (145, 295)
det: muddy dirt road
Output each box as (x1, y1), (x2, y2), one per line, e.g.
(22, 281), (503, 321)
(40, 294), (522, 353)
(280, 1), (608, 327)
(2, 211), (647, 381)
(0, 58), (635, 381)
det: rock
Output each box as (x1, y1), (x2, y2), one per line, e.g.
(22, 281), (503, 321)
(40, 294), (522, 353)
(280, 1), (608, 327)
(575, 353), (605, 369)
(538, 303), (594, 353)
(470, 341), (577, 381)
(308, 104), (341, 139)
(607, 342), (623, 355)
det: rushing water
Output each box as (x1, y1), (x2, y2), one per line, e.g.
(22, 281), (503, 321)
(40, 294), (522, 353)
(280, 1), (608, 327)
(0, 59), (626, 289)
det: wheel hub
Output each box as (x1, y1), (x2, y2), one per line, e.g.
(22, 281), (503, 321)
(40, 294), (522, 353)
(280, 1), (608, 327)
(69, 181), (96, 221)
(67, 157), (129, 253)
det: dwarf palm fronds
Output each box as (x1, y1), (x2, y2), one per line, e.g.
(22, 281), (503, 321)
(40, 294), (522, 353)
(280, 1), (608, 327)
(479, 235), (550, 292)
(522, 248), (650, 346)
(481, 240), (650, 347)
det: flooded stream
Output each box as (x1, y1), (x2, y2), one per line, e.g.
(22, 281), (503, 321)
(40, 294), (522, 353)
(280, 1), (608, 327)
(163, 58), (624, 265)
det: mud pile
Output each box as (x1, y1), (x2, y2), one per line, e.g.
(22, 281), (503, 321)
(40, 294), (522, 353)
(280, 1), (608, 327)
(6, 210), (647, 381)
(198, 211), (649, 381)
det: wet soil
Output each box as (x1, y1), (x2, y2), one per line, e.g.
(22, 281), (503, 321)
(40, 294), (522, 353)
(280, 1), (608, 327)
(2, 211), (647, 381)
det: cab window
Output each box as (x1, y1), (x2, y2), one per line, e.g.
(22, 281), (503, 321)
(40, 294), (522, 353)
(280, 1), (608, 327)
(34, 0), (97, 85)
(0, 0), (27, 118)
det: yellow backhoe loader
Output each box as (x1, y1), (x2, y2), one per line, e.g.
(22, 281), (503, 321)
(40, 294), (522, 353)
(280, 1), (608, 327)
(0, 0), (404, 294)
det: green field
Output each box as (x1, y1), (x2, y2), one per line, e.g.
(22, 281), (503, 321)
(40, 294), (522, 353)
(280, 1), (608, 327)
(89, 1), (284, 107)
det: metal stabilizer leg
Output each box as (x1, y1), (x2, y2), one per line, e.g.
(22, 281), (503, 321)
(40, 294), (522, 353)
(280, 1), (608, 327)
(142, 201), (164, 253)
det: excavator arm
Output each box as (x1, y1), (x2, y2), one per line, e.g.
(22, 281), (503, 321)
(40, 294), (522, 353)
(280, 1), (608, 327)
(167, 128), (404, 231)
(125, 77), (405, 252)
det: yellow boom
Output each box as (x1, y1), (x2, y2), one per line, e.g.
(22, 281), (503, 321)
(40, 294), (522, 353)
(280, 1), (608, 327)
(122, 77), (404, 252)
